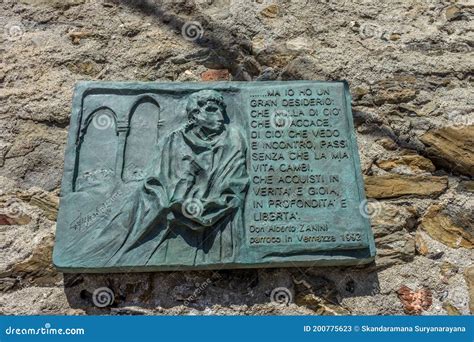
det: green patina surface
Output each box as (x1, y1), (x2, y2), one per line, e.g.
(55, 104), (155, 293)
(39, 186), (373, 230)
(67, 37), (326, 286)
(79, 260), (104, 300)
(53, 81), (375, 272)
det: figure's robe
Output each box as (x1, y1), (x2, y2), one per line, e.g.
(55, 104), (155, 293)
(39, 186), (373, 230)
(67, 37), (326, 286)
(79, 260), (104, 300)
(59, 125), (249, 268)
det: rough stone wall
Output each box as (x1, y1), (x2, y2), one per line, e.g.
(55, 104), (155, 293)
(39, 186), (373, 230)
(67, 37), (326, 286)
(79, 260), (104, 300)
(0, 0), (472, 315)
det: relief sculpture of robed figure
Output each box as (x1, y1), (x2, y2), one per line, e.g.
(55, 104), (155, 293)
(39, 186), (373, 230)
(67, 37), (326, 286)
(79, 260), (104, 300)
(60, 90), (249, 268)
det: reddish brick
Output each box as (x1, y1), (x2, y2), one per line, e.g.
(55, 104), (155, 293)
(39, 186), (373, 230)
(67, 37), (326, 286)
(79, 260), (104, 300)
(201, 69), (230, 81)
(397, 285), (432, 315)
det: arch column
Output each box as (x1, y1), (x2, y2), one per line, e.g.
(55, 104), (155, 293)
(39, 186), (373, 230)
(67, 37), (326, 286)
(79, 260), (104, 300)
(115, 119), (129, 183)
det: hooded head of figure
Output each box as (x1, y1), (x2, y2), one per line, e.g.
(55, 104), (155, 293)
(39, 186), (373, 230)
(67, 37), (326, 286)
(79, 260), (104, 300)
(186, 90), (229, 134)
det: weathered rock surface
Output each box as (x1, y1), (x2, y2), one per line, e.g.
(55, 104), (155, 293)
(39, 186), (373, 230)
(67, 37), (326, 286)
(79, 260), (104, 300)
(375, 154), (435, 174)
(371, 203), (416, 269)
(364, 175), (448, 199)
(0, 196), (32, 225)
(420, 205), (474, 249)
(421, 126), (474, 176)
(442, 302), (461, 315)
(29, 192), (59, 221)
(465, 266), (474, 314)
(4, 233), (61, 287)
(414, 232), (429, 256)
(1, 0), (472, 316)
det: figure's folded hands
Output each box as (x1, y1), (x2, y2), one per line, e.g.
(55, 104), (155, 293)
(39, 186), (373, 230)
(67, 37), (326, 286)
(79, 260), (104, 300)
(169, 195), (240, 232)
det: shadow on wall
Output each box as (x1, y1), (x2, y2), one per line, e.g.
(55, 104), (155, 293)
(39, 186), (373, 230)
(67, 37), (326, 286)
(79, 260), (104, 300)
(62, 267), (380, 314)
(60, 0), (381, 314)
(117, 0), (256, 80)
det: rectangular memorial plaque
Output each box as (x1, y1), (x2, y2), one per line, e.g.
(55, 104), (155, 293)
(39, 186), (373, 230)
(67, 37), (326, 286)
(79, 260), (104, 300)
(53, 81), (375, 272)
